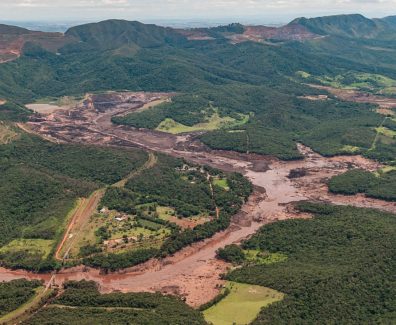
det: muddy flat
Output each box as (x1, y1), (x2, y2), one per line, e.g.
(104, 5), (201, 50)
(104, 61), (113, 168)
(26, 103), (73, 114)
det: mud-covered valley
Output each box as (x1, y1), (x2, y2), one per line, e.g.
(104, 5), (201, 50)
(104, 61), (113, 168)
(1, 92), (395, 307)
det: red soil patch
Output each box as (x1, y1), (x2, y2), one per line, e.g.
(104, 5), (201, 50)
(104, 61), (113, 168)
(0, 25), (75, 63)
(229, 23), (321, 44)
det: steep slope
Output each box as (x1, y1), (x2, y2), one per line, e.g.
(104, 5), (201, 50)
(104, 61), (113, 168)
(0, 24), (73, 63)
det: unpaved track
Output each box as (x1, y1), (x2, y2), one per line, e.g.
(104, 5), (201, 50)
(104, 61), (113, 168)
(56, 152), (157, 261)
(55, 190), (105, 261)
(114, 152), (157, 188)
(2, 96), (395, 307)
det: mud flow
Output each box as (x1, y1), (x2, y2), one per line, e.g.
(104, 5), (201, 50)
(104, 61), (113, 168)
(3, 92), (395, 307)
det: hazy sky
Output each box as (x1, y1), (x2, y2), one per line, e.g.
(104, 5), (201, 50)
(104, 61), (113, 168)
(1, 0), (395, 24)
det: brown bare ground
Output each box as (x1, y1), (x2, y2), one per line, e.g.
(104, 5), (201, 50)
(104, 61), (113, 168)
(166, 215), (211, 230)
(26, 103), (74, 115)
(310, 84), (396, 109)
(377, 108), (395, 116)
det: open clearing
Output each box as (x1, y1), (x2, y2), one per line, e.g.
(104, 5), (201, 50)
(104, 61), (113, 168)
(309, 84), (396, 109)
(377, 108), (395, 116)
(203, 282), (284, 325)
(244, 250), (288, 265)
(26, 96), (81, 114)
(376, 126), (396, 138)
(0, 122), (18, 144)
(302, 71), (396, 96)
(26, 103), (72, 114)
(156, 113), (249, 134)
(57, 152), (159, 259)
(135, 97), (171, 112)
(213, 178), (229, 190)
(56, 190), (105, 261)
(0, 239), (54, 259)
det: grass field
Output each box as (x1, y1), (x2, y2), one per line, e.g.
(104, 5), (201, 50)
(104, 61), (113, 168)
(340, 145), (361, 153)
(203, 282), (284, 325)
(244, 250), (288, 265)
(156, 113), (249, 134)
(136, 97), (171, 112)
(213, 178), (229, 190)
(377, 165), (396, 174)
(109, 224), (170, 240)
(156, 206), (176, 220)
(297, 70), (396, 95)
(0, 239), (55, 259)
(376, 126), (396, 138)
(0, 122), (18, 144)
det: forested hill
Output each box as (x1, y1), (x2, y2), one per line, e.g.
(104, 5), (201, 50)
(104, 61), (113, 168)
(291, 14), (396, 39)
(383, 15), (396, 26)
(64, 20), (187, 50)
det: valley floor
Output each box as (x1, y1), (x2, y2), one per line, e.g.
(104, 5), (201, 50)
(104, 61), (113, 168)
(0, 96), (394, 308)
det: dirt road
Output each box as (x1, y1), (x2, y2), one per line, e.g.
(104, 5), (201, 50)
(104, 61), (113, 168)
(55, 190), (105, 261)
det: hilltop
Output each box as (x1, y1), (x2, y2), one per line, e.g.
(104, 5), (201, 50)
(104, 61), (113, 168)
(1, 13), (396, 63)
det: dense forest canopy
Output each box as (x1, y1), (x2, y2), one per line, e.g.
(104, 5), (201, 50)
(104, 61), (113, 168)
(227, 203), (396, 324)
(0, 14), (395, 161)
(0, 13), (395, 325)
(0, 131), (148, 271)
(0, 279), (42, 317)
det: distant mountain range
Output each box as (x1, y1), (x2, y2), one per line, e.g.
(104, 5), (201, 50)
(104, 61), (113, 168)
(1, 14), (395, 63)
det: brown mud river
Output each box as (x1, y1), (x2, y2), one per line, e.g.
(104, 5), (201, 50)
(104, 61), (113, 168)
(2, 93), (396, 307)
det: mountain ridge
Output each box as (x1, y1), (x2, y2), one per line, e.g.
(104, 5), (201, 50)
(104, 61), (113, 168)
(65, 19), (187, 50)
(1, 13), (396, 61)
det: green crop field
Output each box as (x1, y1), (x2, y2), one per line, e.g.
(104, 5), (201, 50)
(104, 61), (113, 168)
(213, 178), (229, 190)
(204, 282), (284, 325)
(0, 239), (55, 259)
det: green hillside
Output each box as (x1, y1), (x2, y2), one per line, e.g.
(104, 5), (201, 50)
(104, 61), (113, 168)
(0, 131), (148, 271)
(227, 203), (396, 324)
(65, 19), (186, 50)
